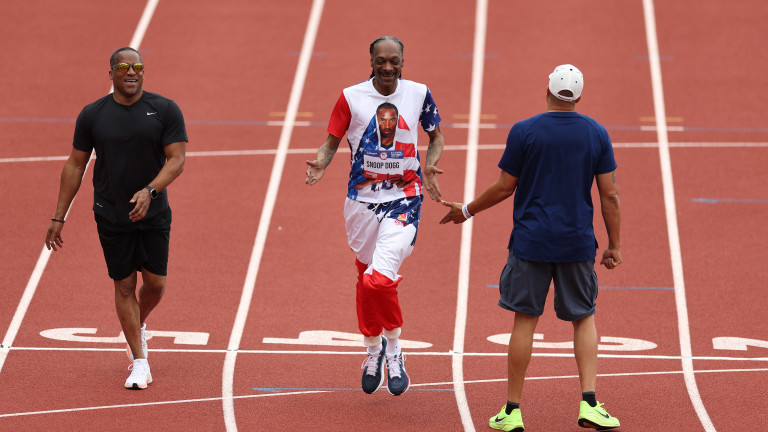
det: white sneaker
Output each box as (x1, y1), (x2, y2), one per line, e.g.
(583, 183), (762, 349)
(126, 323), (150, 362)
(125, 359), (152, 389)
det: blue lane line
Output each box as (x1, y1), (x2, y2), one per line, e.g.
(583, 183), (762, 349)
(692, 198), (768, 204)
(486, 284), (673, 291)
(252, 387), (453, 393)
(599, 286), (674, 290)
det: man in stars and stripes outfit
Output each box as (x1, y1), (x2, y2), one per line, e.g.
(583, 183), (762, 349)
(305, 36), (444, 396)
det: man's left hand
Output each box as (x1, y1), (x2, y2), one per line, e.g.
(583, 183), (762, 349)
(128, 188), (152, 222)
(422, 165), (443, 201)
(439, 201), (467, 224)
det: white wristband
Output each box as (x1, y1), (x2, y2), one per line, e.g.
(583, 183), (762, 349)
(461, 204), (473, 219)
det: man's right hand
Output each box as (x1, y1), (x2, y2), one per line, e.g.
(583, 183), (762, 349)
(305, 160), (325, 185)
(45, 221), (64, 251)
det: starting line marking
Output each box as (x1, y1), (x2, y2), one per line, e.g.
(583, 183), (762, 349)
(487, 334), (658, 351)
(262, 330), (432, 348)
(34, 329), (768, 356)
(39, 328), (209, 345)
(712, 337), (768, 351)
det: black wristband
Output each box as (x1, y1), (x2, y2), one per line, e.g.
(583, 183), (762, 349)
(51, 218), (65, 224)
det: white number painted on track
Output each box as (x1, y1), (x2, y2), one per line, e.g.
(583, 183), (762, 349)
(486, 333), (658, 351)
(713, 337), (768, 351)
(39, 328), (209, 345)
(263, 330), (433, 348)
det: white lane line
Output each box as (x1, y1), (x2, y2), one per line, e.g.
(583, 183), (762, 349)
(0, 390), (328, 419)
(0, 0), (159, 378)
(129, 0), (159, 48)
(220, 1), (324, 430)
(2, 141), (767, 163)
(642, 1), (715, 431)
(3, 367), (765, 419)
(452, 1), (488, 431)
(7, 346), (768, 361)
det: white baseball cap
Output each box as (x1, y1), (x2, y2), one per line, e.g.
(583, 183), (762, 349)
(548, 64), (583, 101)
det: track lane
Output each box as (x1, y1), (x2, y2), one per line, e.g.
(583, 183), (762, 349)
(0, 0), (319, 430)
(230, 0), (477, 429)
(654, 0), (768, 429)
(3, 0), (768, 430)
(460, 0), (709, 430)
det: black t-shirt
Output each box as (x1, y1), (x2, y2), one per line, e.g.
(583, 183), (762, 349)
(73, 91), (187, 224)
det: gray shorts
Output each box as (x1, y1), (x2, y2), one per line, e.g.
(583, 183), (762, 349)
(498, 249), (597, 321)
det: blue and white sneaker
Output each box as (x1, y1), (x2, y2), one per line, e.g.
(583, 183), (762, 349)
(361, 337), (387, 394)
(386, 352), (409, 396)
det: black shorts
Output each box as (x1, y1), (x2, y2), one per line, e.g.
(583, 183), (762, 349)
(95, 208), (172, 280)
(498, 249), (598, 321)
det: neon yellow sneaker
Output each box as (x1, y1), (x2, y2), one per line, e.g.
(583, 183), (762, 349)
(578, 401), (620, 430)
(489, 406), (524, 431)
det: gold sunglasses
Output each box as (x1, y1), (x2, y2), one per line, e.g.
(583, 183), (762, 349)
(112, 62), (144, 73)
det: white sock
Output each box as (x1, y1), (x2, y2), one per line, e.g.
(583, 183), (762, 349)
(367, 344), (383, 355)
(385, 338), (400, 356)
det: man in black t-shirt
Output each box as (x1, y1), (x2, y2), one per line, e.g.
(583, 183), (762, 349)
(45, 47), (187, 390)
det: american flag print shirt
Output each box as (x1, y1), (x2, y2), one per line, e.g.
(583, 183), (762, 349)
(327, 78), (441, 203)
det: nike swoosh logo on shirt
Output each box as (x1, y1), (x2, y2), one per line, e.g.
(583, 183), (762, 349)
(147, 112), (157, 116)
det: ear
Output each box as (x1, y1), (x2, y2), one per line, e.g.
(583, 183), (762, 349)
(574, 96), (581, 103)
(109, 69), (114, 80)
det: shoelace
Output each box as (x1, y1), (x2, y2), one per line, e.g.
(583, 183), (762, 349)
(360, 353), (380, 376)
(127, 362), (145, 375)
(386, 354), (404, 378)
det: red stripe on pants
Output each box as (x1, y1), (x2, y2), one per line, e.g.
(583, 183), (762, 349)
(355, 260), (403, 337)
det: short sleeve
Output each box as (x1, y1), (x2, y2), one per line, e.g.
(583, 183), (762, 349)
(327, 92), (351, 138)
(419, 88), (441, 132)
(498, 123), (524, 177)
(162, 99), (188, 146)
(72, 107), (93, 152)
(595, 126), (617, 174)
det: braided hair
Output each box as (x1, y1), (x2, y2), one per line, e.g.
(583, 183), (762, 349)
(369, 36), (404, 79)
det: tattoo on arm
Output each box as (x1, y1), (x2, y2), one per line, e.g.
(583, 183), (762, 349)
(317, 144), (338, 168)
(425, 131), (444, 167)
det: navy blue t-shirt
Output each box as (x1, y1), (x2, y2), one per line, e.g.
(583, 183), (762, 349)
(73, 91), (187, 225)
(498, 111), (616, 262)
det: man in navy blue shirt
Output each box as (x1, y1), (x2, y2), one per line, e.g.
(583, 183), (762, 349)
(441, 64), (622, 431)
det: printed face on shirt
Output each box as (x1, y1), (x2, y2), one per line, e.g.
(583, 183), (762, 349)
(377, 107), (397, 146)
(109, 50), (144, 101)
(370, 39), (403, 92)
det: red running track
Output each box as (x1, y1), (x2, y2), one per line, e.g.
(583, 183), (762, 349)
(1, 0), (767, 431)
